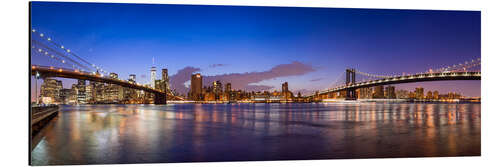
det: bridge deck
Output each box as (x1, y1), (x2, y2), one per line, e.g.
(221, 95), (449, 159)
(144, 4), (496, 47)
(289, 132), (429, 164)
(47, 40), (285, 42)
(312, 71), (480, 97)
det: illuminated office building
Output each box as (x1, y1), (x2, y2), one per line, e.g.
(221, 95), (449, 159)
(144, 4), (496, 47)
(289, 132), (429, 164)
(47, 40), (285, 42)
(373, 85), (384, 98)
(385, 85), (396, 99)
(190, 73), (203, 101)
(40, 78), (62, 104)
(150, 66), (156, 88)
(162, 68), (170, 92)
(76, 79), (86, 104)
(415, 87), (424, 99)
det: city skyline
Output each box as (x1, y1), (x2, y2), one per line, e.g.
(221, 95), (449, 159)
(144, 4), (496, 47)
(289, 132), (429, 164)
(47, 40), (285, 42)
(29, 2), (483, 165)
(30, 2), (480, 101)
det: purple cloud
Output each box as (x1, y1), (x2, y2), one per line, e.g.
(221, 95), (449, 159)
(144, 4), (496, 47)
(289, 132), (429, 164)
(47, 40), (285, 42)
(170, 66), (201, 95)
(208, 64), (227, 68)
(170, 61), (315, 95)
(310, 78), (323, 82)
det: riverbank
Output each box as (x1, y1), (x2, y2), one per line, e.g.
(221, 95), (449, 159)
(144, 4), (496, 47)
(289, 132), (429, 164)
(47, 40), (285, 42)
(31, 105), (59, 150)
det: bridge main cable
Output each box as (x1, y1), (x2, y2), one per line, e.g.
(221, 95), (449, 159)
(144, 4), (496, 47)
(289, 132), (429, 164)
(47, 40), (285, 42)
(32, 39), (93, 72)
(31, 29), (107, 73)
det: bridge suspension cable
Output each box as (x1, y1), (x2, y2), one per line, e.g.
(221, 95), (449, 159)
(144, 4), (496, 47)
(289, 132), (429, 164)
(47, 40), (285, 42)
(31, 29), (109, 74)
(32, 46), (81, 70)
(431, 57), (481, 73)
(354, 70), (393, 79)
(325, 72), (346, 90)
(32, 39), (93, 72)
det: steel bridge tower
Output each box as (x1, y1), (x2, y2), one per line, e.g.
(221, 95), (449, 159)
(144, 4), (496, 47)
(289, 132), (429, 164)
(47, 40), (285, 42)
(346, 68), (357, 100)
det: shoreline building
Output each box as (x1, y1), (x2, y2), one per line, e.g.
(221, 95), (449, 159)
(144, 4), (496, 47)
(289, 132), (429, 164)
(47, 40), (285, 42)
(281, 82), (293, 101)
(76, 79), (86, 104)
(385, 85), (396, 99)
(190, 73), (203, 101)
(373, 85), (384, 99)
(415, 87), (424, 99)
(359, 87), (373, 99)
(40, 78), (62, 104)
(59, 88), (72, 104)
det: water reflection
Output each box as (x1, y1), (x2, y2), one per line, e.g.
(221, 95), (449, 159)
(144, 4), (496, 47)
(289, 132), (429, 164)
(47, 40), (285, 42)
(31, 102), (481, 165)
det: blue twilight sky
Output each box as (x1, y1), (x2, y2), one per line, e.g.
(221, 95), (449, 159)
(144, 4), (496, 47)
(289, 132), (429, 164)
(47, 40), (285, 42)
(30, 2), (480, 98)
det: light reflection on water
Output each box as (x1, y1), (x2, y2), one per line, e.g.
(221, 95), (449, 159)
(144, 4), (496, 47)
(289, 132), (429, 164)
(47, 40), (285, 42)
(31, 102), (480, 165)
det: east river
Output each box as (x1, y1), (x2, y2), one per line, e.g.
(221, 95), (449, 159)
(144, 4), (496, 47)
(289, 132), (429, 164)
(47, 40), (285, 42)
(31, 102), (481, 165)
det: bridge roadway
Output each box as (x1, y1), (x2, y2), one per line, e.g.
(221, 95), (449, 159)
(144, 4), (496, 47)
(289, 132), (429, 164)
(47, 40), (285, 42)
(31, 65), (182, 103)
(311, 71), (480, 98)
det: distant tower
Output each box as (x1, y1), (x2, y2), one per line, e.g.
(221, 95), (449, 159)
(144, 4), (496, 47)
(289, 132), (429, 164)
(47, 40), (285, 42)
(162, 68), (170, 92)
(282, 82), (289, 100)
(281, 82), (289, 94)
(225, 83), (232, 93)
(129, 74), (136, 83)
(150, 57), (156, 88)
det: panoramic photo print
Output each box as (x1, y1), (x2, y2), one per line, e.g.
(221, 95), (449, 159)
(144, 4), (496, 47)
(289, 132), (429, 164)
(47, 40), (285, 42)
(29, 2), (481, 165)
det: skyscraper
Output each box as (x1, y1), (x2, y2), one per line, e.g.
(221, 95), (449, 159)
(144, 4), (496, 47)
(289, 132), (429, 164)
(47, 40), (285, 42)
(359, 87), (372, 99)
(225, 83), (233, 101)
(212, 81), (223, 101)
(282, 82), (289, 93)
(281, 82), (291, 101)
(385, 85), (396, 99)
(373, 85), (384, 98)
(129, 74), (136, 83)
(93, 82), (105, 102)
(162, 68), (170, 92)
(150, 66), (156, 88)
(40, 78), (62, 104)
(396, 90), (409, 99)
(85, 84), (94, 103)
(76, 79), (86, 104)
(225, 83), (232, 93)
(433, 90), (439, 99)
(213, 81), (222, 93)
(59, 88), (72, 104)
(415, 87), (424, 99)
(162, 69), (168, 81)
(190, 73), (203, 101)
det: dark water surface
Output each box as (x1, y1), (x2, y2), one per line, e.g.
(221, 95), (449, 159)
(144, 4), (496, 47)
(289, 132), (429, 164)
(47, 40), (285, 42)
(31, 102), (481, 165)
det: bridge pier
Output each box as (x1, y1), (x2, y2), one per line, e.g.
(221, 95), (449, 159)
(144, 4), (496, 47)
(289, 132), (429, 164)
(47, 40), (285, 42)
(346, 88), (357, 100)
(154, 93), (166, 104)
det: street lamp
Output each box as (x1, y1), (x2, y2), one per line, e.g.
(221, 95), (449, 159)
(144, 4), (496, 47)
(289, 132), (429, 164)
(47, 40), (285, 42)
(35, 72), (40, 105)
